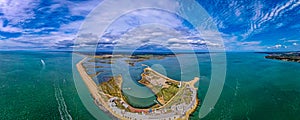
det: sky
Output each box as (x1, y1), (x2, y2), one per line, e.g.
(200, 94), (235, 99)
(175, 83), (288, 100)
(0, 0), (300, 51)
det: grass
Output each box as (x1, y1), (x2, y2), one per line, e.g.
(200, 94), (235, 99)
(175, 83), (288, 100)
(99, 76), (122, 98)
(156, 83), (179, 102)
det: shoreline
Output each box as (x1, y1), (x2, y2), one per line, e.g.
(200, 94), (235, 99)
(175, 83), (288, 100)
(141, 68), (200, 119)
(76, 57), (125, 119)
(77, 56), (200, 120)
(265, 52), (300, 63)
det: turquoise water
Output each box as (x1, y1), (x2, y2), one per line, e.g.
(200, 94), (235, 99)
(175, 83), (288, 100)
(0, 51), (95, 119)
(192, 53), (300, 120)
(1, 52), (300, 119)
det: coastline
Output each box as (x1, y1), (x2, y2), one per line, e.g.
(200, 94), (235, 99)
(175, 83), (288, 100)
(76, 56), (200, 120)
(140, 67), (200, 119)
(184, 77), (200, 119)
(265, 52), (300, 63)
(76, 57), (124, 119)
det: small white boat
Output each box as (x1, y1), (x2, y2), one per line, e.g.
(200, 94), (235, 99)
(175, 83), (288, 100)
(41, 59), (45, 68)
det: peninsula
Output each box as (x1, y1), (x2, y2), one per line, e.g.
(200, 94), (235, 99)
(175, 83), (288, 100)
(265, 52), (300, 63)
(76, 55), (200, 120)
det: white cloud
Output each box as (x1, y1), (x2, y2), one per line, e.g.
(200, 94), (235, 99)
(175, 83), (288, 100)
(4, 0), (297, 52)
(0, 20), (22, 32)
(236, 0), (300, 40)
(293, 43), (297, 46)
(0, 0), (38, 25)
(236, 41), (261, 46)
(77, 0), (180, 38)
(285, 40), (299, 43)
(275, 44), (282, 48)
(53, 0), (101, 16)
(95, 8), (185, 40)
(104, 23), (227, 51)
(257, 0), (295, 28)
(59, 20), (83, 34)
(0, 0), (188, 50)
(0, 0), (99, 49)
(226, 39), (264, 51)
(0, 32), (75, 49)
(0, 0), (40, 35)
(111, 25), (204, 50)
(267, 44), (288, 49)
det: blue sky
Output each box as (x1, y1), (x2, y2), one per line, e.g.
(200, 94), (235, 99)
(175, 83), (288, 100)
(0, 0), (300, 51)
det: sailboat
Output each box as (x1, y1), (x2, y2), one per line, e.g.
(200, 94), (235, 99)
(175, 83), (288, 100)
(40, 59), (45, 68)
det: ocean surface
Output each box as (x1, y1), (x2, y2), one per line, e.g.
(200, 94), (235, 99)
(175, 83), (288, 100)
(0, 51), (95, 120)
(1, 51), (300, 120)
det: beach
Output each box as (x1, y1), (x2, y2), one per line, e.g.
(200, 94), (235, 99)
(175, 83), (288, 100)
(76, 57), (125, 119)
(1, 52), (300, 119)
(77, 56), (200, 120)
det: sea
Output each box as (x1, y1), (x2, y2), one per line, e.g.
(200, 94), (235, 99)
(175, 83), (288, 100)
(0, 51), (300, 120)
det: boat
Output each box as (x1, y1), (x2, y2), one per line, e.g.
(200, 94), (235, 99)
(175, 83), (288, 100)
(41, 59), (45, 68)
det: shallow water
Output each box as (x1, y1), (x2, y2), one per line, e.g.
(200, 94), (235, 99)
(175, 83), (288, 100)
(1, 52), (300, 119)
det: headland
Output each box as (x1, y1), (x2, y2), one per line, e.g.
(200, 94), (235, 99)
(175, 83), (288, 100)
(265, 52), (300, 63)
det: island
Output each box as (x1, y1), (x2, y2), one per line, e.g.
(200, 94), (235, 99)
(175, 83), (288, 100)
(265, 52), (300, 63)
(76, 55), (200, 120)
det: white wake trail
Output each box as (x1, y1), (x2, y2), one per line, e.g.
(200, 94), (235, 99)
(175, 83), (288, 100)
(54, 85), (73, 120)
(54, 87), (64, 120)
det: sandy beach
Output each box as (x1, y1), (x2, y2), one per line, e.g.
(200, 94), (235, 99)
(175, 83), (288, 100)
(76, 57), (125, 119)
(77, 57), (200, 120)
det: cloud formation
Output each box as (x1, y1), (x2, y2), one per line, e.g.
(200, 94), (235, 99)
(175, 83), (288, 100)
(0, 0), (300, 51)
